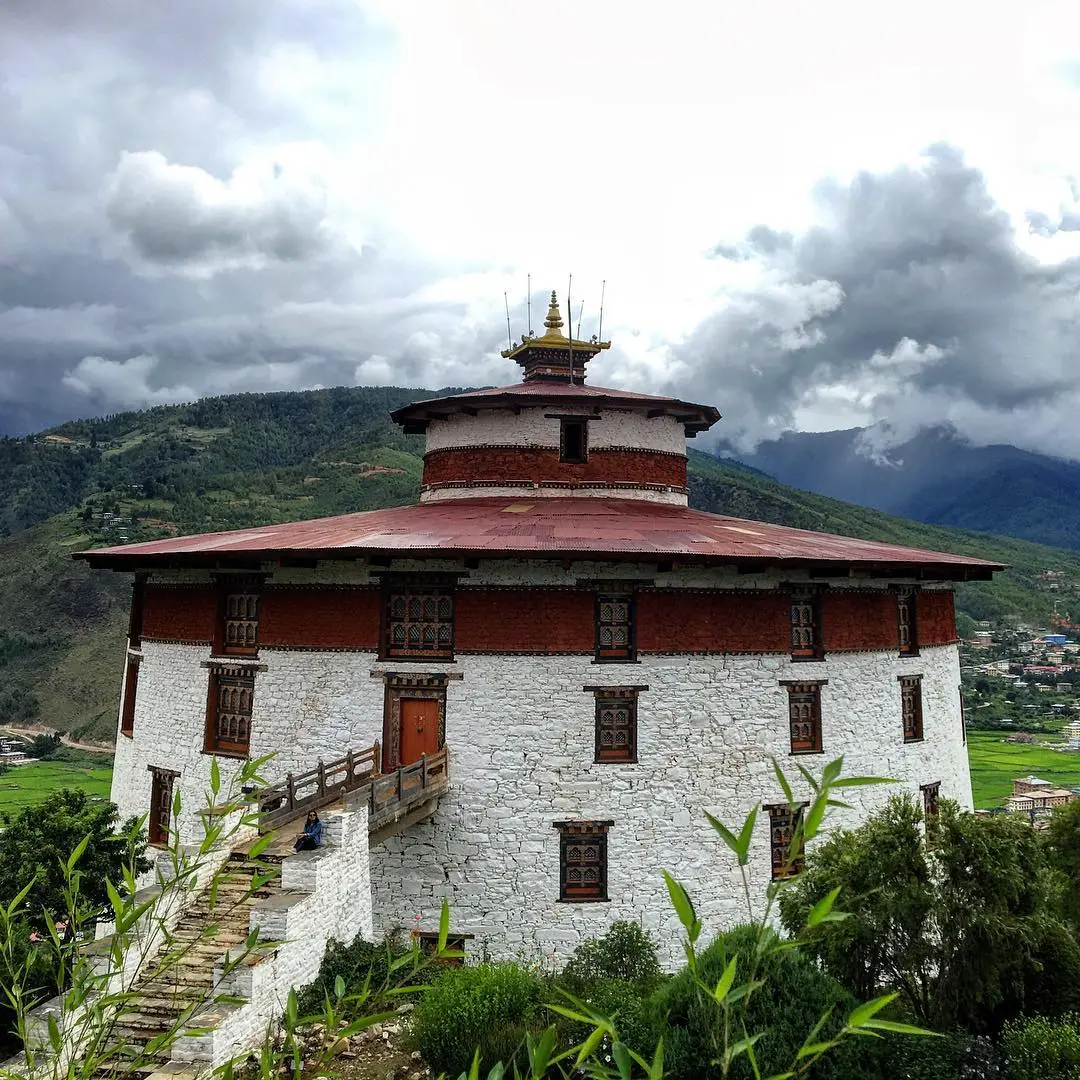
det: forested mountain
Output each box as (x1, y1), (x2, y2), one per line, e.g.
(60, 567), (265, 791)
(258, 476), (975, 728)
(2, 386), (1079, 743)
(726, 426), (1080, 551)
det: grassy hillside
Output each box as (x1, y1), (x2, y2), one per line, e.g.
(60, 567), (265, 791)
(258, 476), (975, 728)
(2, 386), (1079, 744)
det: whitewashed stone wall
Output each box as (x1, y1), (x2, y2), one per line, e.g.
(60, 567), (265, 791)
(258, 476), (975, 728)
(422, 485), (687, 505)
(111, 560), (968, 970)
(172, 805), (373, 1067)
(367, 644), (967, 969)
(425, 408), (685, 455)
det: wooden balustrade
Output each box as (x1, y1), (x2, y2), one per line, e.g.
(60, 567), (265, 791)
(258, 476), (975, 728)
(256, 742), (449, 834)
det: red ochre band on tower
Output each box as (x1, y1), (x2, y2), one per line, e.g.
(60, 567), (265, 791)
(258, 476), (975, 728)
(137, 585), (958, 653)
(421, 446), (688, 491)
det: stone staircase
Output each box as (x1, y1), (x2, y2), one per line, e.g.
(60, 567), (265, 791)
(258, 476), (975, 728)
(110, 851), (284, 1063)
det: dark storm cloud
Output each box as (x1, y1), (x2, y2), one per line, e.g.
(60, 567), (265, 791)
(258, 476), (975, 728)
(683, 144), (1080, 455)
(0, 0), (509, 434)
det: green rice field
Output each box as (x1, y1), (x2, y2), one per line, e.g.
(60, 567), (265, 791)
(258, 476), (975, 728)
(0, 733), (1072, 818)
(0, 759), (113, 816)
(967, 730), (1080, 809)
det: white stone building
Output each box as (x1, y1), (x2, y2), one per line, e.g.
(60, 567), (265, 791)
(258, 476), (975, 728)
(80, 293), (1000, 969)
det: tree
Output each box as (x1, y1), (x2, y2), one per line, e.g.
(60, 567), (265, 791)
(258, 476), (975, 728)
(1044, 797), (1080, 930)
(779, 795), (1080, 1035)
(25, 733), (60, 759)
(0, 789), (151, 934)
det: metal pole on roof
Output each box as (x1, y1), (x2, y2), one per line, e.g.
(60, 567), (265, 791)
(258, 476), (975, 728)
(567, 273), (573, 385)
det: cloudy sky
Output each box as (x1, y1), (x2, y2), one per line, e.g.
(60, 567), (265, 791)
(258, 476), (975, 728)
(4, 1), (1080, 456)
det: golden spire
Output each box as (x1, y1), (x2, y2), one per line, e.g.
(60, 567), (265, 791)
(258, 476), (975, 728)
(541, 290), (567, 340)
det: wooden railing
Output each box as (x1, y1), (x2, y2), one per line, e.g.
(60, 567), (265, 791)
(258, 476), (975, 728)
(367, 747), (449, 830)
(258, 743), (381, 830)
(255, 743), (450, 834)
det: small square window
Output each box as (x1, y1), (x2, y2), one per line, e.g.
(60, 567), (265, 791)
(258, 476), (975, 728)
(594, 689), (639, 763)
(790, 591), (823, 660)
(595, 593), (635, 662)
(785, 682), (824, 754)
(900, 675), (924, 742)
(766, 802), (807, 880)
(555, 820), (612, 902)
(897, 587), (919, 657)
(560, 418), (588, 464)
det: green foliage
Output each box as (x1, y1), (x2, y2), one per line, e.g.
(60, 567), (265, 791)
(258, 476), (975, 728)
(25, 733), (61, 760)
(559, 920), (663, 990)
(295, 932), (411, 1015)
(411, 963), (543, 1078)
(0, 788), (150, 933)
(1045, 798), (1080, 930)
(1002, 1013), (1080, 1080)
(649, 924), (868, 1079)
(780, 794), (1080, 1036)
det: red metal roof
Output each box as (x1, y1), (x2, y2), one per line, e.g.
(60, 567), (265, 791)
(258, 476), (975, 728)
(76, 497), (1004, 578)
(391, 381), (721, 434)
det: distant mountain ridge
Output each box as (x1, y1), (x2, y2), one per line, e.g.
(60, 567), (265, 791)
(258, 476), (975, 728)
(722, 426), (1080, 551)
(2, 386), (1080, 742)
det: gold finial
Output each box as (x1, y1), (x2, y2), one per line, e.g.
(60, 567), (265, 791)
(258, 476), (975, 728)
(541, 290), (566, 338)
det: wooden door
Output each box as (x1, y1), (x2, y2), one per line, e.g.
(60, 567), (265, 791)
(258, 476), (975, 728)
(399, 698), (439, 766)
(149, 769), (174, 846)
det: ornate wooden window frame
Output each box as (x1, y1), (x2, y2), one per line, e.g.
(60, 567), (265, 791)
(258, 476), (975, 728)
(788, 587), (824, 661)
(379, 672), (451, 771)
(920, 780), (941, 838)
(899, 674), (924, 743)
(120, 653), (141, 738)
(204, 662), (259, 757)
(781, 679), (826, 755)
(147, 765), (179, 848)
(554, 819), (613, 902)
(765, 802), (808, 880)
(379, 575), (456, 662)
(896, 586), (919, 657)
(594, 590), (636, 663)
(213, 573), (264, 658)
(587, 685), (647, 763)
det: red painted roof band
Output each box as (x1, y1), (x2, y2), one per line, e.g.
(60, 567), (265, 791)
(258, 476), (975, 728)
(75, 496), (1004, 576)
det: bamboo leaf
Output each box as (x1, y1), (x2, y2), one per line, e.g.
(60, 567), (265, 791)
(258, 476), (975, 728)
(705, 810), (742, 858)
(848, 991), (898, 1029)
(806, 886), (843, 928)
(438, 897), (450, 951)
(772, 758), (794, 805)
(612, 1040), (633, 1080)
(863, 1019), (942, 1036)
(821, 757), (844, 786)
(334, 975), (345, 1000)
(662, 870), (697, 932)
(793, 761), (820, 793)
(725, 1031), (763, 1064)
(736, 804), (759, 866)
(712, 956), (738, 1003)
(66, 834), (91, 874)
(210, 756), (221, 797)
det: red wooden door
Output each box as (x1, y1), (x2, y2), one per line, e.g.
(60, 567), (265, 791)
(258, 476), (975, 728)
(149, 770), (174, 846)
(400, 698), (439, 766)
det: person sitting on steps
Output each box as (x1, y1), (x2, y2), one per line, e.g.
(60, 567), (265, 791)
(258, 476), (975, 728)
(294, 810), (322, 852)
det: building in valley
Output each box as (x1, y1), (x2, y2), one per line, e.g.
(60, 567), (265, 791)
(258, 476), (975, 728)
(79, 293), (1002, 968)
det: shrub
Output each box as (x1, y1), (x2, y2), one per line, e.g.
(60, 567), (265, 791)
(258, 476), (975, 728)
(559, 920), (662, 990)
(649, 924), (872, 1080)
(1003, 1014), (1080, 1080)
(411, 963), (543, 1078)
(295, 932), (410, 1015)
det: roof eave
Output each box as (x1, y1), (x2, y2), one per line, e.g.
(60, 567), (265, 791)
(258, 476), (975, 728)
(72, 546), (1003, 580)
